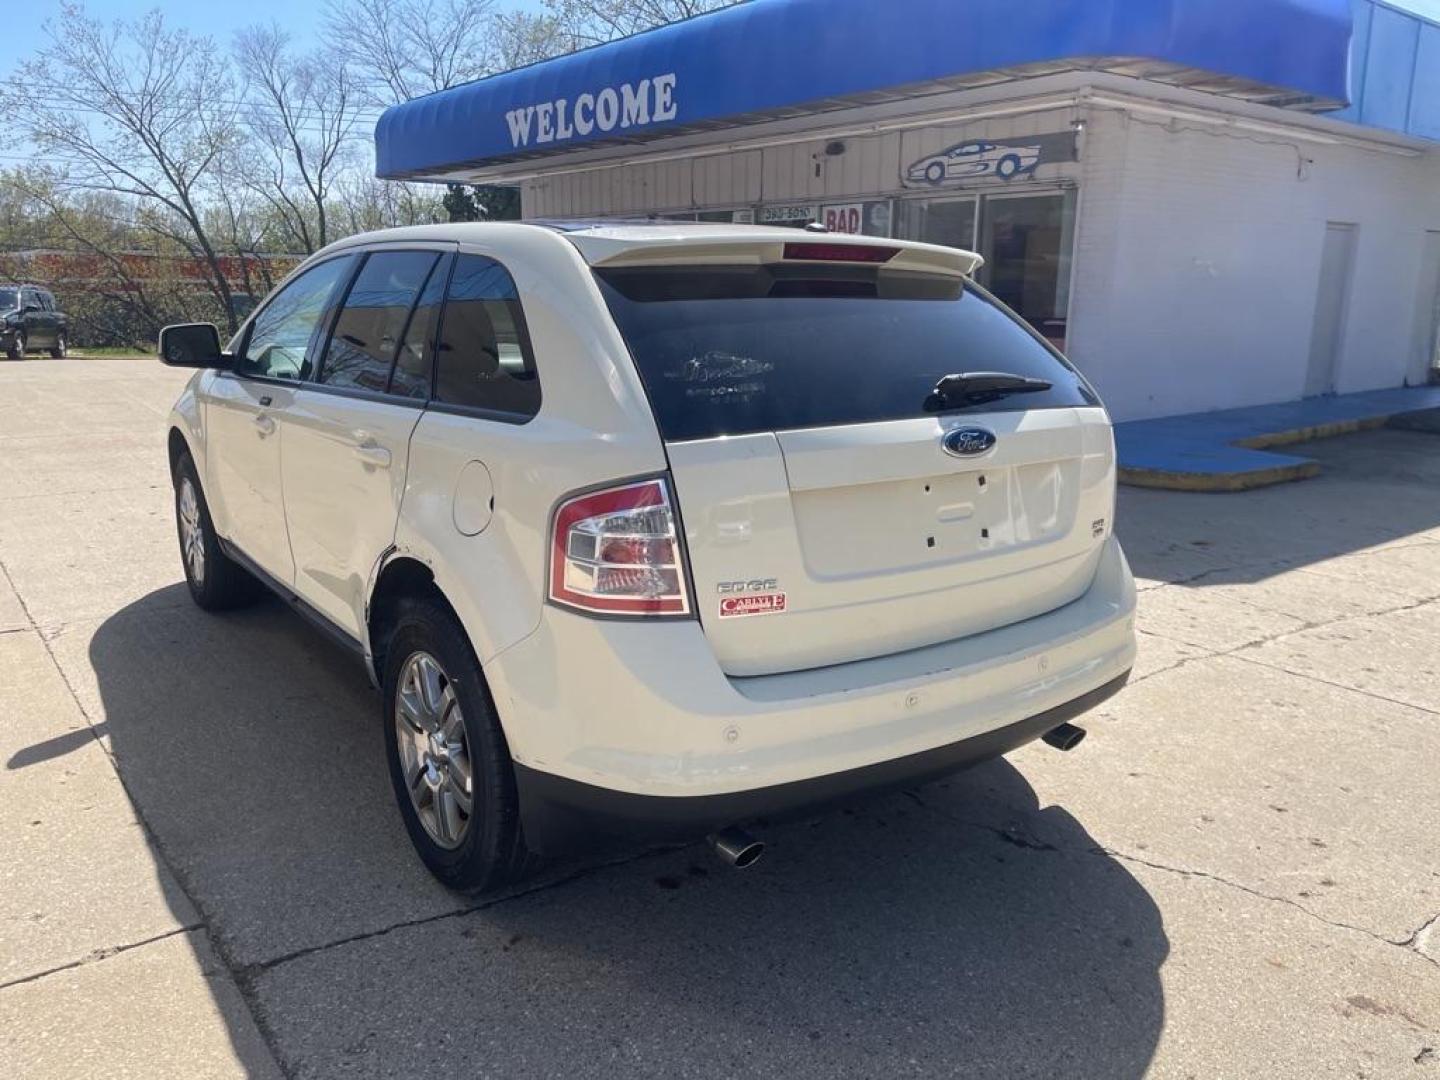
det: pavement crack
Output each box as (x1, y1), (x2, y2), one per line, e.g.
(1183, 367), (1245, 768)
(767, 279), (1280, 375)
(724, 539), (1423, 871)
(1226, 652), (1440, 719)
(1212, 592), (1430, 655)
(0, 925), (203, 991)
(899, 797), (1061, 853)
(1101, 848), (1439, 968)
(1132, 595), (1440, 718)
(904, 792), (1438, 969)
(1401, 911), (1440, 951)
(238, 842), (689, 982)
(1155, 564), (1235, 588)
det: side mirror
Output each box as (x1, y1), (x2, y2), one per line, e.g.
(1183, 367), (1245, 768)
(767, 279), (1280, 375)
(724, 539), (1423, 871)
(158, 323), (229, 369)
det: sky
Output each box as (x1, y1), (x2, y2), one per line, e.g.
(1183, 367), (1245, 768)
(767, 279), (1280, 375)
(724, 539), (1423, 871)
(13, 0), (1440, 59)
(12, 0), (549, 59)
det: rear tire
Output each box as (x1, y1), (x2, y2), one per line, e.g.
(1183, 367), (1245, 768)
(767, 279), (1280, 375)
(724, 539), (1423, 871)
(173, 451), (262, 611)
(381, 594), (533, 893)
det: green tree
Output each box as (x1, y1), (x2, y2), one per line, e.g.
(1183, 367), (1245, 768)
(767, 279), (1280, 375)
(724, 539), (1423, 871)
(442, 183), (520, 222)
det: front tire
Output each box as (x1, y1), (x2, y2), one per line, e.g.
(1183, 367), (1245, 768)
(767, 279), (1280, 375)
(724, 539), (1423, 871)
(173, 451), (261, 610)
(50, 333), (67, 358)
(7, 332), (24, 359)
(381, 595), (531, 893)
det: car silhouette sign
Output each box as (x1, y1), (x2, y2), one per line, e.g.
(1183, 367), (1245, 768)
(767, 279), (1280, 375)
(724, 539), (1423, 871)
(906, 141), (1043, 185)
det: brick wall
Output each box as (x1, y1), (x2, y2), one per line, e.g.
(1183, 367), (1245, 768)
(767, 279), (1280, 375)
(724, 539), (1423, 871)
(1067, 106), (1440, 419)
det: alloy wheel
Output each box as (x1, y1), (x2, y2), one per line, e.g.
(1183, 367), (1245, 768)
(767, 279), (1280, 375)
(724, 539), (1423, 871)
(394, 651), (474, 849)
(178, 477), (205, 585)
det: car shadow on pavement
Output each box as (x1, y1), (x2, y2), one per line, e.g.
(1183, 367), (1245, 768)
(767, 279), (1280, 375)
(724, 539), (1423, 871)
(60, 582), (1169, 1079)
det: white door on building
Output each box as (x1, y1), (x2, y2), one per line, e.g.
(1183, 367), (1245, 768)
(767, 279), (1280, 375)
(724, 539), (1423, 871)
(1410, 230), (1440, 386)
(1304, 222), (1358, 398)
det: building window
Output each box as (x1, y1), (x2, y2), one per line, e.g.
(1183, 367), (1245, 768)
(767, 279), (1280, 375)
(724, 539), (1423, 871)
(979, 192), (1074, 352)
(898, 190), (1074, 351)
(896, 197), (976, 251)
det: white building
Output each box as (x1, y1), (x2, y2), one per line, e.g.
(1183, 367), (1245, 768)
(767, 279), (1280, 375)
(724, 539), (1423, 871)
(376, 0), (1440, 421)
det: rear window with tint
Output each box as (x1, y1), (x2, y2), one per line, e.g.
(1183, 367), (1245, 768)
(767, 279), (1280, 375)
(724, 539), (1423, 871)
(595, 265), (1098, 442)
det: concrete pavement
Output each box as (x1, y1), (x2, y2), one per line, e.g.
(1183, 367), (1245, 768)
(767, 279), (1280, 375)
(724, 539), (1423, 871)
(1, 356), (1436, 1078)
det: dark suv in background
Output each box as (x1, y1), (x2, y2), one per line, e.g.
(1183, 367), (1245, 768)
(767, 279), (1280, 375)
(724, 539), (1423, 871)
(2, 285), (68, 359)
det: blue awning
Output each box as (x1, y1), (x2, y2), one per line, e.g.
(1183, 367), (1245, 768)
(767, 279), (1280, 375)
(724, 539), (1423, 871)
(375, 0), (1353, 180)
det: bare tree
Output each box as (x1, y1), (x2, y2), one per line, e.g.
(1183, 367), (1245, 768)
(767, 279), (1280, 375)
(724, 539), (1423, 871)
(323, 0), (502, 106)
(1, 4), (247, 332)
(233, 26), (365, 254)
(208, 183), (284, 305)
(498, 0), (740, 59)
(334, 174), (447, 234)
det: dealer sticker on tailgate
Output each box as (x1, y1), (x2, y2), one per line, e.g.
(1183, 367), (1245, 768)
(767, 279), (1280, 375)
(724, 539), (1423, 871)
(718, 592), (788, 618)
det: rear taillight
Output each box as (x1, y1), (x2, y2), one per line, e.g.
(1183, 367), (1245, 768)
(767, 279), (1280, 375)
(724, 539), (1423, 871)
(548, 478), (691, 617)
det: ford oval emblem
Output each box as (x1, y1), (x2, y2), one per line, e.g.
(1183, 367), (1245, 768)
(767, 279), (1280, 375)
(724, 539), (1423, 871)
(942, 426), (997, 458)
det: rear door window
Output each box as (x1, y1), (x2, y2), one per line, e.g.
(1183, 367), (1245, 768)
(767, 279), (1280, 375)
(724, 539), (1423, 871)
(433, 254), (540, 420)
(317, 250), (441, 395)
(595, 265), (1098, 442)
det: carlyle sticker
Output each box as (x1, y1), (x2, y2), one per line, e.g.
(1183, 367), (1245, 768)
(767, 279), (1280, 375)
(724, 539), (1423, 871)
(505, 73), (678, 148)
(718, 593), (788, 618)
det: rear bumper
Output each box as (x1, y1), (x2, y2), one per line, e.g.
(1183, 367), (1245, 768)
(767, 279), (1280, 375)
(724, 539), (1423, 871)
(515, 670), (1129, 853)
(487, 535), (1136, 848)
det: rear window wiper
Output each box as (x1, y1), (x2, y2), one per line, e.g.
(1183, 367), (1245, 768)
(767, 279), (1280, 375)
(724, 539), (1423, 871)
(927, 371), (1053, 411)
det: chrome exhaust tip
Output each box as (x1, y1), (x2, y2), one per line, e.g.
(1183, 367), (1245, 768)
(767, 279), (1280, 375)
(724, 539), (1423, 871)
(1042, 722), (1087, 752)
(709, 826), (765, 869)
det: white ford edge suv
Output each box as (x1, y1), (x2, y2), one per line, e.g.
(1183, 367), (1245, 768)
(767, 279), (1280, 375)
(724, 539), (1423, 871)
(161, 222), (1136, 890)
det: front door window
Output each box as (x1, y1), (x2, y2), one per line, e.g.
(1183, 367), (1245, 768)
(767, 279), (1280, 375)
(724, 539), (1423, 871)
(237, 256), (357, 382)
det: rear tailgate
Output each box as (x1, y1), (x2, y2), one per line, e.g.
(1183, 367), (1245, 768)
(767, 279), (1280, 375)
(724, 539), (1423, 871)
(667, 410), (1113, 676)
(585, 233), (1114, 677)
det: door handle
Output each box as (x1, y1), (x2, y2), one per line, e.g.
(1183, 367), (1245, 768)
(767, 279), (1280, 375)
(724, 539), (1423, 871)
(252, 413), (276, 437)
(352, 441), (392, 468)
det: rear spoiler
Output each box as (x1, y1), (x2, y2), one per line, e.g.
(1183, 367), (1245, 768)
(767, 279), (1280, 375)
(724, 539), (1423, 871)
(569, 233), (983, 279)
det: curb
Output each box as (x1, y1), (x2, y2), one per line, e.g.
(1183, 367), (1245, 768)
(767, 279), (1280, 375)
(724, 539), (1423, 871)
(1118, 461), (1320, 492)
(1118, 408), (1439, 493)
